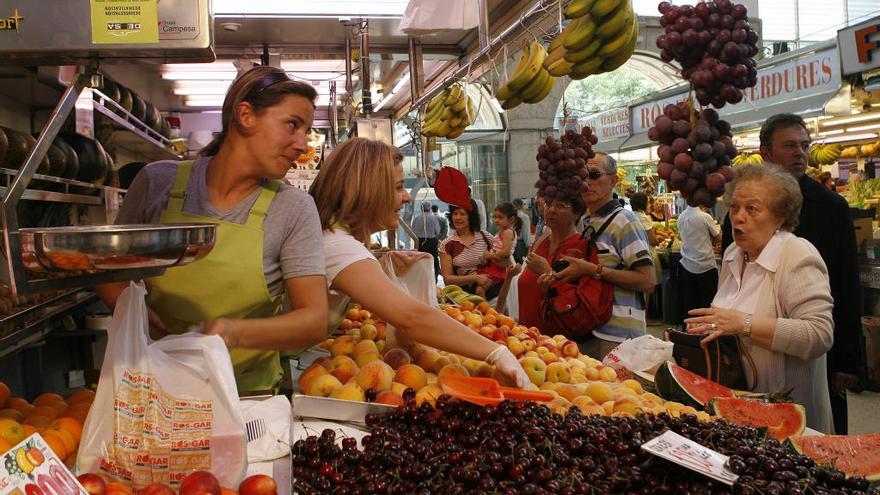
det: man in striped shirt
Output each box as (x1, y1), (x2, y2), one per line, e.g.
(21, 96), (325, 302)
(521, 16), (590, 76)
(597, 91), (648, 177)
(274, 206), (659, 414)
(558, 153), (655, 359)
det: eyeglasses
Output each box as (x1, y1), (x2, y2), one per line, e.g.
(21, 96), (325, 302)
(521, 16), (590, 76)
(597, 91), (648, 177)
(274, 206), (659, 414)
(545, 200), (572, 210)
(587, 169), (608, 180)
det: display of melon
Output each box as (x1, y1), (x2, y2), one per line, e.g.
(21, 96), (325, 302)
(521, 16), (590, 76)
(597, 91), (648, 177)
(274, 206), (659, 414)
(130, 92), (147, 122)
(654, 361), (735, 409)
(53, 136), (79, 180)
(61, 133), (109, 186)
(44, 141), (68, 177)
(789, 433), (880, 481)
(100, 77), (121, 111)
(0, 126), (8, 165)
(118, 85), (134, 115)
(1, 126), (50, 173)
(708, 397), (805, 441)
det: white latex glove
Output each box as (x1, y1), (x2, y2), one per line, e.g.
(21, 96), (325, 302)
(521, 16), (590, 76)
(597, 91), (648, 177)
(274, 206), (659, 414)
(486, 345), (533, 389)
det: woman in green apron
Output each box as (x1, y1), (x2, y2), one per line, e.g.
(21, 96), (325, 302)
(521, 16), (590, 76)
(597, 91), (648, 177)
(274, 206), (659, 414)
(96, 67), (329, 394)
(309, 138), (532, 389)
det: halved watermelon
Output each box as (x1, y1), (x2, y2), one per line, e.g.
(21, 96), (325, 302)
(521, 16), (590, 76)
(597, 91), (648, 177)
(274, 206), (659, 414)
(790, 433), (880, 481)
(709, 397), (805, 441)
(654, 361), (735, 409)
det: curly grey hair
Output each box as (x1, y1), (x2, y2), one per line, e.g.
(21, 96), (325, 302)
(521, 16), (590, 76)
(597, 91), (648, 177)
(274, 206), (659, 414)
(723, 163), (802, 232)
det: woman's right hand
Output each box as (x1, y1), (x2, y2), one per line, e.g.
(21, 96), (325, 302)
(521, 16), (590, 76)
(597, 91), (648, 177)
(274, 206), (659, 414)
(486, 346), (534, 389)
(472, 273), (493, 288)
(526, 252), (551, 274)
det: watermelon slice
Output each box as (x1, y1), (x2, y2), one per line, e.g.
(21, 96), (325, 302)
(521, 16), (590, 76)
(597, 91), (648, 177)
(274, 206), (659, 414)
(789, 433), (880, 481)
(654, 361), (735, 409)
(708, 397), (805, 441)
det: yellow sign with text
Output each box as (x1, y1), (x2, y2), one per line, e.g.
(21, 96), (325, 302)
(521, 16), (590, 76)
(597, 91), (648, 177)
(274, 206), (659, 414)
(90, 0), (158, 44)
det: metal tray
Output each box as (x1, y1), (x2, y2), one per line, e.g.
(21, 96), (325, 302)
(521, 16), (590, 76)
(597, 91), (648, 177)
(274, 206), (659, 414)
(291, 394), (395, 424)
(20, 223), (216, 272)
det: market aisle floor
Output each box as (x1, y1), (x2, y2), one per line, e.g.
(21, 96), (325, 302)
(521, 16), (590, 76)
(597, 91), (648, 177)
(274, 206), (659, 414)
(647, 320), (880, 435)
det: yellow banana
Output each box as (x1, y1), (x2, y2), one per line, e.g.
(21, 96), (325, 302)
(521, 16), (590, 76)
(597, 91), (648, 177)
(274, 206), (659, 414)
(501, 95), (523, 110)
(595, 1), (633, 39)
(546, 56), (576, 76)
(495, 42), (533, 101)
(600, 20), (637, 71)
(598, 16), (636, 57)
(506, 41), (546, 92)
(446, 127), (466, 139)
(569, 56), (604, 80)
(523, 73), (556, 104)
(563, 15), (597, 51)
(519, 68), (552, 103)
(564, 38), (601, 64)
(543, 45), (567, 69)
(426, 91), (446, 113)
(592, 0), (622, 18)
(425, 98), (446, 122)
(564, 0), (595, 18)
(441, 107), (455, 121)
(466, 294), (486, 304)
(445, 85), (464, 106)
(452, 93), (468, 113)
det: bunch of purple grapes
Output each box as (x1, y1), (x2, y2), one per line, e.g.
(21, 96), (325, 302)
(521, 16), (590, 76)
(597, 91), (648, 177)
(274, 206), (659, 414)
(650, 103), (737, 207)
(655, 0), (759, 108)
(534, 127), (598, 199)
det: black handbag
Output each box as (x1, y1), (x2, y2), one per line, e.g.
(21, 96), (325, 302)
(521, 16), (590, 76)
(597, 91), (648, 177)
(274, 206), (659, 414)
(665, 328), (757, 390)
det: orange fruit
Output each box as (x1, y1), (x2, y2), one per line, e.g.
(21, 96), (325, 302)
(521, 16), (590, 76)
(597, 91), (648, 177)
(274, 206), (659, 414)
(0, 418), (26, 445)
(47, 428), (77, 452)
(67, 389), (96, 405)
(42, 431), (68, 459)
(0, 437), (11, 454)
(22, 424), (37, 436)
(0, 409), (24, 422)
(63, 402), (91, 414)
(50, 417), (83, 442)
(28, 406), (60, 420)
(7, 397), (34, 415)
(0, 382), (10, 408)
(43, 401), (68, 415)
(33, 393), (65, 408)
(22, 415), (53, 430)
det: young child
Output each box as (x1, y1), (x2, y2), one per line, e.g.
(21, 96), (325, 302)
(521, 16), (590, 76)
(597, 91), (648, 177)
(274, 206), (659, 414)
(475, 202), (520, 298)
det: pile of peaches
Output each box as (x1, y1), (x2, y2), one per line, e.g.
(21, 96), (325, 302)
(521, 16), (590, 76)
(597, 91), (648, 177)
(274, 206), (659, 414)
(76, 470), (278, 495)
(302, 302), (710, 421)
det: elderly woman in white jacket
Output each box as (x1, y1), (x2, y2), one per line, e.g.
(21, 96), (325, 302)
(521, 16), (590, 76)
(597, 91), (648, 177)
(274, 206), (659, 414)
(685, 164), (834, 432)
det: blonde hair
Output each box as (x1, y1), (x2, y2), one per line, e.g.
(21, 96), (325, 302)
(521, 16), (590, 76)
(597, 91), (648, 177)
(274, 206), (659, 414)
(309, 138), (404, 242)
(724, 163), (802, 231)
(200, 66), (318, 157)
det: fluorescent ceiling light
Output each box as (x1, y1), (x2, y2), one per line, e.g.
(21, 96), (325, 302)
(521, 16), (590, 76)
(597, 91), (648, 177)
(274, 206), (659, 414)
(821, 132), (879, 143)
(373, 72), (411, 112)
(817, 129), (845, 136)
(847, 123), (880, 133)
(212, 0), (408, 17)
(820, 113), (880, 126)
(184, 95), (333, 107)
(163, 71), (239, 80)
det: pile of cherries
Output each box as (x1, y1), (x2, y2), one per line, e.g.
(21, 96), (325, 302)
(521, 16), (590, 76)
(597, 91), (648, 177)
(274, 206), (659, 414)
(534, 127), (597, 200)
(656, 0), (760, 108)
(290, 395), (875, 495)
(650, 103), (737, 207)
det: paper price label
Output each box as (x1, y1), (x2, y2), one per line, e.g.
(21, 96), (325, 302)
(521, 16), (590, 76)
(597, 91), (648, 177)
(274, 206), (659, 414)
(641, 430), (739, 486)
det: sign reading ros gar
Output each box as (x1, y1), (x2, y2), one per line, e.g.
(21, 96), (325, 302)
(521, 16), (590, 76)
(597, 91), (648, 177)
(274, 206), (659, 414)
(630, 48), (841, 135)
(579, 108), (631, 141)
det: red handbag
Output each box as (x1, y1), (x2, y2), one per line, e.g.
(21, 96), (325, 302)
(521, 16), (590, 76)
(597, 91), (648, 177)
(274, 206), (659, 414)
(540, 210), (622, 338)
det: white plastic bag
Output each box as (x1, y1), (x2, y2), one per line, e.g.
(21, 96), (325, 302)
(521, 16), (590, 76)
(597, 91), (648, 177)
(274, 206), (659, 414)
(398, 0), (478, 35)
(603, 335), (674, 379)
(77, 282), (247, 489)
(240, 396), (291, 463)
(378, 252), (436, 348)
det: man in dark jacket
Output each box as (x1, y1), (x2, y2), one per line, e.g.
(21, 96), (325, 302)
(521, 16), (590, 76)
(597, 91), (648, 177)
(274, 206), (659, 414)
(721, 113), (866, 434)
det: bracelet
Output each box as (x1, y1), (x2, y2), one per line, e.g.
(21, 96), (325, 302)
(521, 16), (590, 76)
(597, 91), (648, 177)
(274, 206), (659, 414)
(592, 264), (604, 280)
(742, 313), (753, 337)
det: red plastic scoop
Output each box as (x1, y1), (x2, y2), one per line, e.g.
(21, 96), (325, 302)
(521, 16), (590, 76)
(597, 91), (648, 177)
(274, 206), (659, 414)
(439, 375), (554, 406)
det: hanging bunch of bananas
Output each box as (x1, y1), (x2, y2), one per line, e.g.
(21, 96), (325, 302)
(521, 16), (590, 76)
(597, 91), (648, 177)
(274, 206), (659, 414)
(732, 153), (763, 166)
(543, 0), (638, 80)
(808, 143), (843, 166)
(420, 84), (475, 139)
(495, 40), (556, 110)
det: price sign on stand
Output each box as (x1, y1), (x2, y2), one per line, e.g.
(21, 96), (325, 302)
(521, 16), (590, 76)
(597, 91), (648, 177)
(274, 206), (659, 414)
(641, 430), (739, 485)
(0, 433), (88, 495)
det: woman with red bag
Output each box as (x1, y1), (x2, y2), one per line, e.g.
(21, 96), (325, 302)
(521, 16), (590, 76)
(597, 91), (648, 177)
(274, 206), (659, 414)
(517, 193), (587, 331)
(439, 200), (503, 299)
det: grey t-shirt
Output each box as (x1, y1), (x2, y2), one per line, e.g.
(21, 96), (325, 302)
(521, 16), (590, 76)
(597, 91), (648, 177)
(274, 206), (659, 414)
(116, 157), (325, 296)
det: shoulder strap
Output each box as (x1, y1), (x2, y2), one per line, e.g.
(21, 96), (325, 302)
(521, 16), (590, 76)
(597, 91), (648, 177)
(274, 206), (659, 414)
(582, 208), (623, 241)
(246, 179), (280, 228)
(478, 230), (493, 249)
(166, 160), (195, 214)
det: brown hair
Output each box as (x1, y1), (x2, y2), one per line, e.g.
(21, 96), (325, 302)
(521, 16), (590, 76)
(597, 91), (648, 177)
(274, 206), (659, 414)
(309, 138), (403, 242)
(200, 66), (318, 157)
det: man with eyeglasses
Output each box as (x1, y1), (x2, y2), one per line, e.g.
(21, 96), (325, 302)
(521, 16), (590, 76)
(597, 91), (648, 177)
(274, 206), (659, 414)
(720, 113), (865, 435)
(555, 153), (656, 358)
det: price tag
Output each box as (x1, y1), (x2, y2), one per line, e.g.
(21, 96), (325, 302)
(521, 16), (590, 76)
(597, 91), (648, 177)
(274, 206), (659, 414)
(641, 430), (739, 486)
(0, 433), (88, 495)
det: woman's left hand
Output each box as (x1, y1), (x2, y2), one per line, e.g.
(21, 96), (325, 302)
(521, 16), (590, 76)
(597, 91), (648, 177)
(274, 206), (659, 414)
(202, 319), (241, 348)
(386, 250), (431, 276)
(537, 272), (555, 294)
(684, 307), (747, 344)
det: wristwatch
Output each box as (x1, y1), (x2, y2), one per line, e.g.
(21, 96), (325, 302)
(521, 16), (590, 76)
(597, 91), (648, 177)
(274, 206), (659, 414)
(592, 264), (604, 280)
(742, 313), (753, 337)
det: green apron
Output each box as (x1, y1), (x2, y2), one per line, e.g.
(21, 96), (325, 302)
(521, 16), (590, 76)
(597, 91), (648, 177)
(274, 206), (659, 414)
(145, 161), (284, 393)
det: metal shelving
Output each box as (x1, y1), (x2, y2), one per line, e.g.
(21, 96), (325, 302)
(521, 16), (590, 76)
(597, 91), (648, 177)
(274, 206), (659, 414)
(0, 289), (97, 359)
(92, 89), (183, 162)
